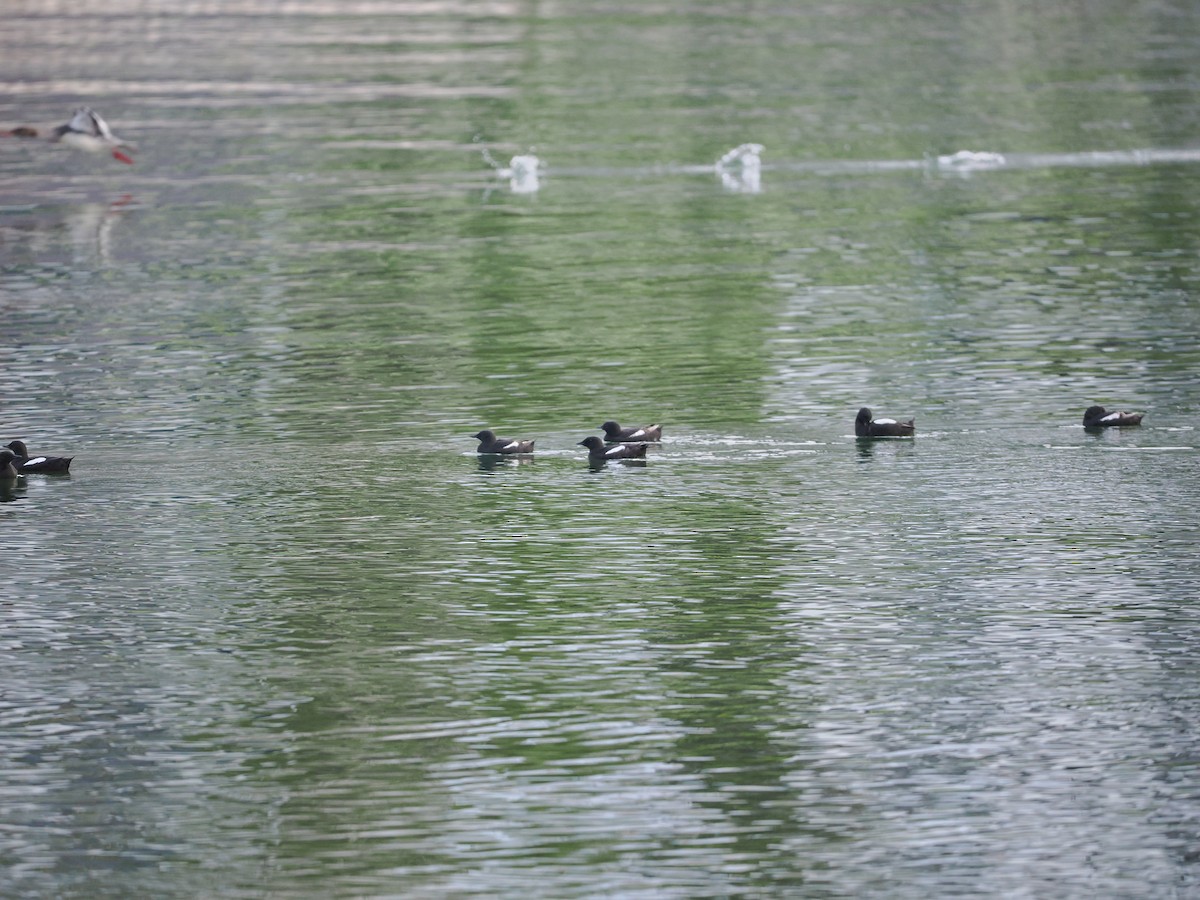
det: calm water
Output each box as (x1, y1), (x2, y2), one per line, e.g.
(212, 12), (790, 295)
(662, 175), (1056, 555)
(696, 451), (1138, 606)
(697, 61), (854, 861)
(3, 1), (1200, 897)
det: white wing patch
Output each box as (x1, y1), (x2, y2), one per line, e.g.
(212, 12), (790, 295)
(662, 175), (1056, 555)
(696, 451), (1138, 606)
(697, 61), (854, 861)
(67, 108), (95, 135)
(27, 456), (49, 466)
(501, 440), (520, 452)
(874, 418), (897, 425)
(1101, 412), (1121, 422)
(91, 111), (116, 140)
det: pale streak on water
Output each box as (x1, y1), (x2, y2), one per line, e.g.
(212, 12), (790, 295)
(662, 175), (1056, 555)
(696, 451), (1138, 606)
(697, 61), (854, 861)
(3, 1), (1200, 898)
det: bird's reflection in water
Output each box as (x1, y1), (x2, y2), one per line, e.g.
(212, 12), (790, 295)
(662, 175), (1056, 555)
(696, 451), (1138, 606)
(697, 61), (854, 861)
(855, 438), (916, 462)
(1, 481), (27, 503)
(477, 454), (535, 474)
(587, 459), (648, 473)
(65, 194), (134, 263)
(1083, 425), (1141, 443)
(0, 193), (135, 265)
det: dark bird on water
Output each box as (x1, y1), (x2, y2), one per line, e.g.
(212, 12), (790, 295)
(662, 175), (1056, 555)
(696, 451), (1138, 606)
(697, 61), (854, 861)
(855, 407), (915, 438)
(1083, 406), (1144, 428)
(0, 449), (22, 480)
(473, 430), (536, 454)
(600, 421), (662, 442)
(579, 436), (649, 462)
(5, 440), (72, 473)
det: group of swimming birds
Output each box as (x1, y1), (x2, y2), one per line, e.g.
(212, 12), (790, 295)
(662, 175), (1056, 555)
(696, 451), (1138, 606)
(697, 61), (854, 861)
(3, 113), (1151, 469)
(0, 405), (1147, 480)
(476, 405), (1145, 463)
(2, 107), (136, 164)
(475, 421), (666, 464)
(0, 441), (73, 480)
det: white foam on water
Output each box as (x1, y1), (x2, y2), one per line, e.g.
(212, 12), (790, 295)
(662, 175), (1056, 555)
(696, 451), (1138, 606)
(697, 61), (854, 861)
(469, 141), (1200, 205)
(479, 143), (542, 194)
(506, 154), (540, 193)
(936, 149), (1008, 172)
(715, 142), (763, 193)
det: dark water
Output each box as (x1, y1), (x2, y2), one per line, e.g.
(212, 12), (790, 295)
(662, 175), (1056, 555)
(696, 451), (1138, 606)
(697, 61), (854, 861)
(3, 2), (1200, 897)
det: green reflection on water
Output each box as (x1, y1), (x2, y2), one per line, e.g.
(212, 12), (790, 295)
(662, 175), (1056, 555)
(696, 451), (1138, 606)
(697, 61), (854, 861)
(4, 1), (1200, 896)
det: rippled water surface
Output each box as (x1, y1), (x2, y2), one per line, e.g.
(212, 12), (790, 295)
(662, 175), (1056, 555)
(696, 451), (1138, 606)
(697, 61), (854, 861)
(4, 2), (1200, 897)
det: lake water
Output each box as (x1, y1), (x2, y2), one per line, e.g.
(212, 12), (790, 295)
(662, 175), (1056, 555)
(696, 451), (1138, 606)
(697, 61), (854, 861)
(3, 1), (1200, 897)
